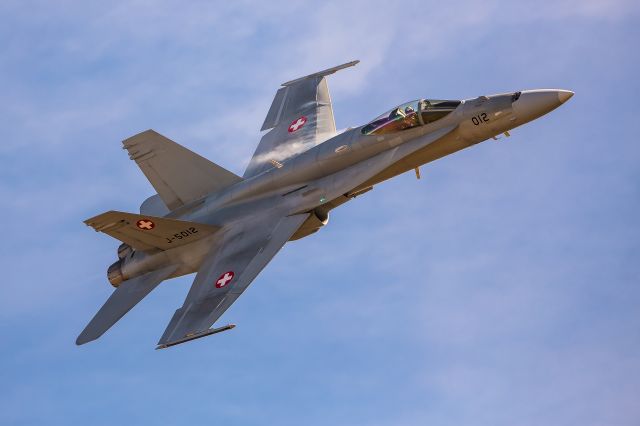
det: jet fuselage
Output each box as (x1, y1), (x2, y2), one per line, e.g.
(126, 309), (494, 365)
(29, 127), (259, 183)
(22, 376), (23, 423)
(118, 89), (573, 284)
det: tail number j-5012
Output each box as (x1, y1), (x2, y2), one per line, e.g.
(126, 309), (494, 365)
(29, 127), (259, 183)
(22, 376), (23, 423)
(471, 113), (489, 125)
(165, 227), (198, 244)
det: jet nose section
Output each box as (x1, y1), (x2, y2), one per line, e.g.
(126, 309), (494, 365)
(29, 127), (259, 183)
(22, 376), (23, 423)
(512, 89), (573, 124)
(557, 89), (574, 104)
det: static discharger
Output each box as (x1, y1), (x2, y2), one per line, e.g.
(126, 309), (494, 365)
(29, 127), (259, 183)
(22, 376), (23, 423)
(415, 167), (421, 179)
(156, 324), (236, 350)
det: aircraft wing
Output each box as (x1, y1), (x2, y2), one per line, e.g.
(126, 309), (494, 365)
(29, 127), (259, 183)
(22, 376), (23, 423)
(243, 60), (359, 178)
(156, 212), (310, 348)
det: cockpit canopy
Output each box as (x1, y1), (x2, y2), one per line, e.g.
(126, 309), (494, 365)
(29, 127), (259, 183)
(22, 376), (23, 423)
(362, 99), (461, 135)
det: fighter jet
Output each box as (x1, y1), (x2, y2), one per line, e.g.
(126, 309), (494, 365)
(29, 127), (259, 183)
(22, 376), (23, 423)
(77, 60), (573, 349)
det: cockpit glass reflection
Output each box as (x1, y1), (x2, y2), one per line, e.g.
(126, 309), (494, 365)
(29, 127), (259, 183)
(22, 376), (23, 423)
(362, 99), (461, 135)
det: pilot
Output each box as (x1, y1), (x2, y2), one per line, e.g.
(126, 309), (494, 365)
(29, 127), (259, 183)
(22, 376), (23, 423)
(389, 108), (406, 120)
(401, 105), (419, 129)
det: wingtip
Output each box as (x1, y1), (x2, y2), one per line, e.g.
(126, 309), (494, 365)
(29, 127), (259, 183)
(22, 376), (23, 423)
(155, 324), (237, 350)
(75, 333), (94, 346)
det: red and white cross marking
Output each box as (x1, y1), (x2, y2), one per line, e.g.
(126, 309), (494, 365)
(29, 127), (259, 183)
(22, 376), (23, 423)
(136, 219), (155, 230)
(215, 271), (235, 288)
(288, 116), (307, 133)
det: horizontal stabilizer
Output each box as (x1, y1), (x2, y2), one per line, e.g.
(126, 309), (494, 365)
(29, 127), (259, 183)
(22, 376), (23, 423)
(76, 265), (178, 345)
(84, 210), (220, 252)
(123, 130), (243, 210)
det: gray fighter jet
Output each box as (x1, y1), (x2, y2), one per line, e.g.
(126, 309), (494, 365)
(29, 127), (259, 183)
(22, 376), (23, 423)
(77, 60), (573, 349)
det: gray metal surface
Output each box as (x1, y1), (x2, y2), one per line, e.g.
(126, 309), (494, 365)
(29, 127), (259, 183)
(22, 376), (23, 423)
(139, 194), (169, 217)
(157, 213), (309, 346)
(243, 62), (358, 178)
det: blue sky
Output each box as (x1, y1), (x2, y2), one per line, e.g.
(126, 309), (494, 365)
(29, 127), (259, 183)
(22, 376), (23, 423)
(1, 1), (639, 425)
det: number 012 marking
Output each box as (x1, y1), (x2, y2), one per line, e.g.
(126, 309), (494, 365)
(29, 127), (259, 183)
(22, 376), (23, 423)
(472, 113), (489, 126)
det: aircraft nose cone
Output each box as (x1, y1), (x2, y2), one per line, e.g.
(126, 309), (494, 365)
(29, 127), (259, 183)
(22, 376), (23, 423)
(512, 89), (573, 124)
(557, 89), (574, 104)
